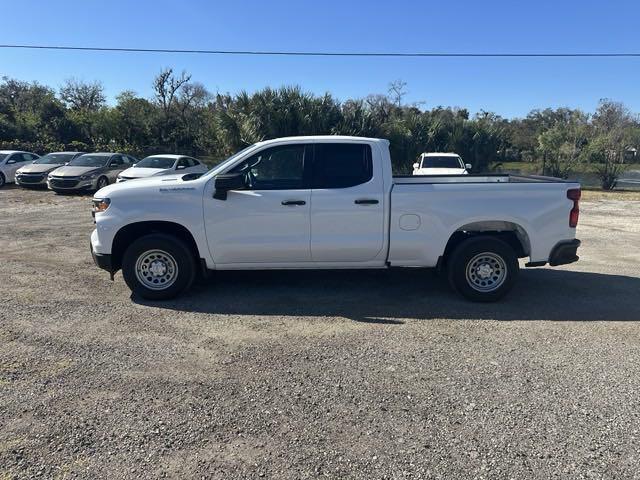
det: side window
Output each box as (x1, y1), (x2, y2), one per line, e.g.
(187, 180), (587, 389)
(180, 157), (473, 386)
(189, 158), (200, 167)
(312, 143), (372, 189)
(231, 144), (307, 190)
(124, 155), (135, 165)
(21, 153), (34, 162)
(110, 155), (124, 166)
(177, 158), (190, 169)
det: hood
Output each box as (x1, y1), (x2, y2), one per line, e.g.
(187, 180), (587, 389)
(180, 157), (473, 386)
(49, 165), (103, 177)
(414, 167), (467, 175)
(96, 173), (189, 197)
(17, 163), (63, 174)
(119, 167), (170, 179)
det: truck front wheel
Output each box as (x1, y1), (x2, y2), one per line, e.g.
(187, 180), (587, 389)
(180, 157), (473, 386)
(122, 234), (196, 300)
(447, 236), (519, 302)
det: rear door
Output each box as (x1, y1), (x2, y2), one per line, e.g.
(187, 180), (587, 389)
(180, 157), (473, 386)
(204, 143), (313, 264)
(310, 143), (385, 262)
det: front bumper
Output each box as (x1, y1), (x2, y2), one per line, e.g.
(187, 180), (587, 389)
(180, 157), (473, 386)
(16, 173), (48, 186)
(48, 177), (97, 191)
(90, 240), (113, 273)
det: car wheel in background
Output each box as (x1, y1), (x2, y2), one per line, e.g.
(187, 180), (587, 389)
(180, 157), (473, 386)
(96, 176), (109, 190)
(122, 234), (196, 300)
(0, 173), (5, 188)
(447, 236), (519, 302)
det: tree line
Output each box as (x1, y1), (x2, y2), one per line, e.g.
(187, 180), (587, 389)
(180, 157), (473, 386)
(1, 70), (638, 189)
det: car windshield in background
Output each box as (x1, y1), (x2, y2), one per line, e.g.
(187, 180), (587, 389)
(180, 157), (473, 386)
(422, 157), (463, 169)
(68, 155), (109, 167)
(35, 153), (75, 165)
(135, 157), (176, 169)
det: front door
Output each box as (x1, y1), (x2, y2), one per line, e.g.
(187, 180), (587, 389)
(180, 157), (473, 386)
(204, 144), (312, 264)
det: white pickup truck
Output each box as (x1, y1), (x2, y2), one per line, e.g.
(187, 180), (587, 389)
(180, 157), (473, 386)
(90, 136), (581, 302)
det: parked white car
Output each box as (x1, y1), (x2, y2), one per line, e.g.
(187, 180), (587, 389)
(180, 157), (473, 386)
(413, 153), (471, 175)
(0, 150), (40, 187)
(90, 136), (581, 303)
(117, 155), (208, 182)
(16, 152), (85, 187)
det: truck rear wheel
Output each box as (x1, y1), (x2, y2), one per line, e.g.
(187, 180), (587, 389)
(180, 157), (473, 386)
(122, 234), (196, 300)
(447, 236), (519, 302)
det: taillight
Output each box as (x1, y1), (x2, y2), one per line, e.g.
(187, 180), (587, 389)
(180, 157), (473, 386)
(567, 188), (581, 228)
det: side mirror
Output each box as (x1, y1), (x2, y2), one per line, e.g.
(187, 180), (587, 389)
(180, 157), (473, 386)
(64, 162), (70, 165)
(176, 164), (186, 170)
(465, 163), (472, 170)
(6, 159), (16, 165)
(213, 172), (246, 200)
(132, 163), (137, 167)
(413, 163), (419, 169)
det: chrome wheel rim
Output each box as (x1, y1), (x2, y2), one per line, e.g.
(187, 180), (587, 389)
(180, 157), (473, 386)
(97, 178), (107, 188)
(135, 249), (178, 290)
(465, 252), (507, 292)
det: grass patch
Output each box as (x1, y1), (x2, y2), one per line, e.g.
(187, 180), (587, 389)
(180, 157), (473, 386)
(582, 188), (640, 201)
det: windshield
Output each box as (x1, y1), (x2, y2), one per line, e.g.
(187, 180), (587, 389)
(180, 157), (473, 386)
(421, 156), (463, 169)
(68, 155), (109, 167)
(35, 153), (76, 165)
(135, 157), (176, 169)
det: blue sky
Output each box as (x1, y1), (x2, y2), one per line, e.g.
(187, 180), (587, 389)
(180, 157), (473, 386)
(1, 0), (639, 118)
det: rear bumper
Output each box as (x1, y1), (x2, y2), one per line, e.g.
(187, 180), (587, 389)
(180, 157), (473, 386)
(526, 239), (581, 267)
(549, 239), (581, 266)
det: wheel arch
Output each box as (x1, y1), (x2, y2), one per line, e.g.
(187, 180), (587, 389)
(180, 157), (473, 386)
(111, 221), (202, 272)
(440, 220), (531, 269)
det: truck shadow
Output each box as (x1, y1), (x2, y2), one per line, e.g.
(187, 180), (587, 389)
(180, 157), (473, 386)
(134, 268), (640, 323)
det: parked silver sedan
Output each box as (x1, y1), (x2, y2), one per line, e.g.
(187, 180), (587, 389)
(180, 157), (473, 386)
(48, 152), (137, 193)
(15, 152), (85, 187)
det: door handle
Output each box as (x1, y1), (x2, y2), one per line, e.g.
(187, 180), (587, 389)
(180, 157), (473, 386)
(354, 199), (379, 205)
(281, 200), (306, 206)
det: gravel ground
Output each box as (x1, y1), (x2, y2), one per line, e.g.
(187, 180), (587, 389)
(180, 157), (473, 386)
(1, 185), (640, 479)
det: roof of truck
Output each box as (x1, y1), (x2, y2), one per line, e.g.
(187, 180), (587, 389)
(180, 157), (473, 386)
(257, 135), (389, 146)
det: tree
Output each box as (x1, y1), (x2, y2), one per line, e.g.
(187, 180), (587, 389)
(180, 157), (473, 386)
(59, 79), (105, 111)
(388, 79), (408, 107)
(537, 110), (589, 179)
(589, 100), (637, 189)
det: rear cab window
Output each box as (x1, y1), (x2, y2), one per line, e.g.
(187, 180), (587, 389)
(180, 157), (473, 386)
(312, 143), (373, 188)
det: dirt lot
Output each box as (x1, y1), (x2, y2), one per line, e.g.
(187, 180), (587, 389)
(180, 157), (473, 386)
(1, 185), (639, 479)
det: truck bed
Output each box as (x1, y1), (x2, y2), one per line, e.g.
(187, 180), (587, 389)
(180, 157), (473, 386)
(393, 174), (570, 184)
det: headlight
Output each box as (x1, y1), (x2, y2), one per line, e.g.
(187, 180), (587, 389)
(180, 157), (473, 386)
(92, 198), (111, 213)
(80, 172), (98, 181)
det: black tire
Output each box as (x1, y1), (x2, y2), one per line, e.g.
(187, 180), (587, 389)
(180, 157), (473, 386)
(447, 236), (519, 302)
(0, 173), (5, 188)
(96, 176), (109, 191)
(122, 234), (196, 300)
